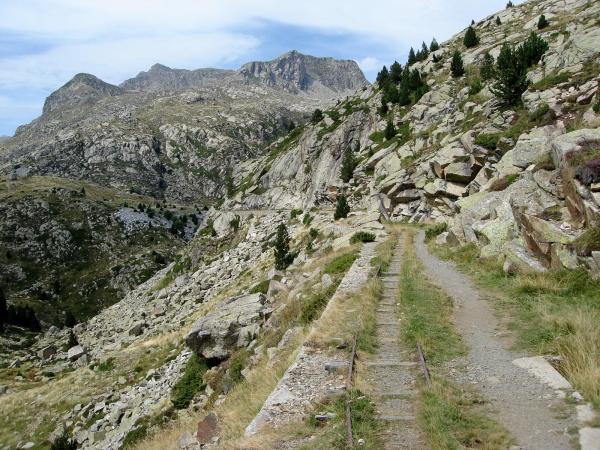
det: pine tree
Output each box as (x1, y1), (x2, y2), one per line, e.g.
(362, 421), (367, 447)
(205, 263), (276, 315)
(537, 15), (549, 29)
(480, 52), (495, 80)
(0, 287), (6, 333)
(64, 311), (77, 328)
(311, 108), (323, 124)
(463, 26), (479, 48)
(274, 224), (293, 270)
(450, 50), (465, 77)
(390, 61), (402, 83)
(491, 43), (529, 106)
(506, 1), (514, 7)
(430, 38), (440, 52)
(517, 32), (549, 67)
(420, 42), (429, 60)
(379, 97), (389, 115)
(340, 147), (357, 183)
(334, 195), (350, 220)
(384, 120), (397, 140)
(376, 66), (390, 88)
(408, 48), (417, 66)
(496, 16), (502, 25)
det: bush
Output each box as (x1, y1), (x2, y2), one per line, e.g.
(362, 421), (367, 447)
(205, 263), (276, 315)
(463, 26), (479, 48)
(229, 214), (241, 232)
(51, 432), (77, 450)
(290, 209), (303, 219)
(593, 96), (600, 113)
(171, 353), (208, 409)
(97, 357), (115, 372)
(274, 224), (295, 270)
(469, 78), (483, 96)
(425, 223), (448, 241)
(384, 120), (397, 140)
(496, 16), (502, 25)
(324, 252), (358, 275)
(474, 133), (500, 150)
(311, 109), (324, 124)
(450, 51), (464, 78)
(334, 195), (350, 220)
(340, 147), (357, 183)
(309, 228), (319, 239)
(350, 231), (376, 244)
(249, 280), (270, 295)
(302, 213), (313, 227)
(537, 14), (549, 30)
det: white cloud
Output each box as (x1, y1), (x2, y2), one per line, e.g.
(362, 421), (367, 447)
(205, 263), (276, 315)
(0, 0), (521, 134)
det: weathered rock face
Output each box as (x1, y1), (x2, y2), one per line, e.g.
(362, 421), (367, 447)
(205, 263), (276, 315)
(185, 293), (270, 360)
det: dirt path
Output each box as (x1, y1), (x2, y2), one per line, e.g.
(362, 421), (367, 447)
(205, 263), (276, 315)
(414, 231), (577, 450)
(364, 238), (423, 449)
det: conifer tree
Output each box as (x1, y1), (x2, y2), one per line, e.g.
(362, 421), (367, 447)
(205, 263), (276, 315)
(480, 52), (495, 80)
(311, 108), (323, 124)
(450, 50), (465, 77)
(430, 38), (440, 52)
(274, 224), (293, 270)
(517, 32), (549, 67)
(384, 120), (397, 140)
(420, 42), (429, 60)
(506, 1), (514, 7)
(463, 26), (479, 48)
(390, 61), (402, 83)
(379, 97), (389, 115)
(496, 16), (502, 25)
(334, 195), (350, 220)
(537, 14), (549, 29)
(376, 66), (390, 88)
(408, 48), (417, 66)
(491, 43), (528, 106)
(340, 146), (357, 183)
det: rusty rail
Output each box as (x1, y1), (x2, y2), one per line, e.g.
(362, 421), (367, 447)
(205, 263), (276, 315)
(416, 342), (431, 386)
(345, 333), (358, 447)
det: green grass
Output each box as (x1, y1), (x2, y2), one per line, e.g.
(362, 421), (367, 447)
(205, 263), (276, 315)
(170, 354), (208, 409)
(323, 252), (358, 275)
(249, 279), (270, 294)
(531, 72), (570, 91)
(400, 233), (511, 448)
(424, 223), (448, 241)
(435, 242), (600, 410)
(350, 231), (376, 244)
(300, 283), (339, 325)
(474, 133), (500, 151)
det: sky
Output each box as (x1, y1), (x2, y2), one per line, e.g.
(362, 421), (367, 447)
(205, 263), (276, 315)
(0, 0), (521, 136)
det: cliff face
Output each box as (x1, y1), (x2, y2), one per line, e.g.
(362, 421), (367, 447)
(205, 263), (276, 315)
(226, 0), (600, 274)
(0, 51), (367, 203)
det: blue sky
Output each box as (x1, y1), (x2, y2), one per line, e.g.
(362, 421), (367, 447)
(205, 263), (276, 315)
(0, 0), (521, 136)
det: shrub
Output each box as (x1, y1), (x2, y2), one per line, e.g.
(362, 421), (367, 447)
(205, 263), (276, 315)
(274, 224), (295, 270)
(450, 51), (465, 78)
(302, 213), (313, 227)
(50, 432), (77, 450)
(463, 26), (479, 48)
(593, 96), (600, 113)
(474, 133), (500, 150)
(469, 78), (483, 96)
(228, 349), (249, 383)
(290, 209), (303, 219)
(480, 52), (495, 80)
(311, 108), (323, 124)
(229, 214), (241, 232)
(537, 14), (549, 30)
(249, 280), (270, 295)
(340, 147), (357, 183)
(496, 16), (502, 25)
(350, 231), (376, 244)
(518, 32), (549, 68)
(309, 228), (319, 239)
(324, 252), (358, 275)
(334, 195), (350, 220)
(384, 120), (397, 140)
(97, 357), (115, 372)
(425, 223), (448, 241)
(529, 103), (556, 124)
(171, 353), (208, 409)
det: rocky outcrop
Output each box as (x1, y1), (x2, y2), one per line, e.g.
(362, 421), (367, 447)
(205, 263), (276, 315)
(185, 293), (271, 360)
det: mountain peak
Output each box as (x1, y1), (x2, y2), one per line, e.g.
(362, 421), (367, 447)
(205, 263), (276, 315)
(239, 50), (368, 96)
(42, 73), (122, 115)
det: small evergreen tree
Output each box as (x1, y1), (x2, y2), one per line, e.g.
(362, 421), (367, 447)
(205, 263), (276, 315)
(450, 50), (465, 77)
(390, 61), (403, 83)
(517, 32), (549, 67)
(408, 47), (417, 66)
(340, 147), (357, 183)
(50, 432), (77, 450)
(67, 330), (78, 348)
(430, 38), (440, 52)
(506, 1), (514, 7)
(311, 108), (323, 124)
(64, 311), (77, 328)
(491, 43), (528, 106)
(384, 120), (397, 140)
(379, 97), (389, 115)
(463, 26), (479, 48)
(420, 42), (429, 60)
(0, 287), (6, 333)
(274, 224), (294, 270)
(471, 19), (475, 25)
(376, 66), (390, 88)
(496, 16), (502, 25)
(334, 195), (350, 220)
(537, 14), (549, 29)
(480, 52), (495, 80)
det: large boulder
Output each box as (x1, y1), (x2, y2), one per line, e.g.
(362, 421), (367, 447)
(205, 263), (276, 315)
(185, 293), (270, 360)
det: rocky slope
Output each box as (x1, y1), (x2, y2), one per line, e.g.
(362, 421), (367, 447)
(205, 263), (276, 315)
(227, 0), (600, 275)
(0, 51), (367, 203)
